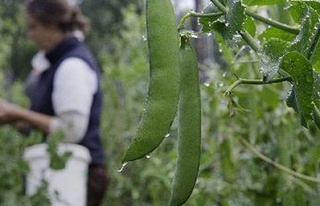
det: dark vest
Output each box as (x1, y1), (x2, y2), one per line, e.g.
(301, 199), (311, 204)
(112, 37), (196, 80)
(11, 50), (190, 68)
(30, 37), (104, 165)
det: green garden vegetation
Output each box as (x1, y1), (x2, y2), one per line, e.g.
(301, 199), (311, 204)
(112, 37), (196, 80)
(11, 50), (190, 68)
(1, 0), (320, 205)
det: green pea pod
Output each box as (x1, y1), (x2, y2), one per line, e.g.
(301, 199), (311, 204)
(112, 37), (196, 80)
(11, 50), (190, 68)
(122, 0), (179, 163)
(312, 104), (320, 129)
(169, 37), (201, 206)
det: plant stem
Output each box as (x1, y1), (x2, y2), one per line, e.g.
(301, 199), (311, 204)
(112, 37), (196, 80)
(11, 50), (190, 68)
(224, 76), (292, 95)
(210, 0), (227, 13)
(178, 11), (224, 29)
(307, 22), (320, 60)
(237, 136), (320, 183)
(245, 10), (299, 35)
(178, 12), (192, 29)
(230, 60), (260, 66)
(191, 11), (224, 18)
(238, 30), (261, 52)
(210, 0), (299, 35)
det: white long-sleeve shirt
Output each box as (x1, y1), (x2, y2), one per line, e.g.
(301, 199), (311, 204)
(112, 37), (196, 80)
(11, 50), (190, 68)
(28, 51), (98, 143)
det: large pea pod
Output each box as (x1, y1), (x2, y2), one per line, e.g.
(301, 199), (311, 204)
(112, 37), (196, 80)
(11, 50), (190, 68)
(122, 0), (180, 163)
(169, 37), (201, 206)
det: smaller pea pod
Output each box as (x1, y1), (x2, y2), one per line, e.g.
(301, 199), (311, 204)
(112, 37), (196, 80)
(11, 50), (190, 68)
(312, 104), (320, 129)
(169, 37), (201, 206)
(122, 0), (180, 163)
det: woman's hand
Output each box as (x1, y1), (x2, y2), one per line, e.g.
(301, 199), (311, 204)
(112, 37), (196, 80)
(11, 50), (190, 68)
(0, 99), (52, 133)
(0, 99), (20, 125)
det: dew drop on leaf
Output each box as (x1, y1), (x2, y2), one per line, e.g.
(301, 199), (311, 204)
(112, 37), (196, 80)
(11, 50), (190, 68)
(284, 3), (292, 10)
(189, 31), (200, 39)
(117, 162), (128, 173)
(223, 72), (227, 77)
(197, 19), (201, 26)
(204, 82), (210, 87)
(142, 35), (147, 41)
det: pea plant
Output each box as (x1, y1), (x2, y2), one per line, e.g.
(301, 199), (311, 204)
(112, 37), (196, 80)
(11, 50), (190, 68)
(122, 0), (320, 205)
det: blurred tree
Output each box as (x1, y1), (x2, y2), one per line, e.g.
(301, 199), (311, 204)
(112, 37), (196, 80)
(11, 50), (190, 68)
(80, 0), (143, 63)
(0, 0), (143, 79)
(0, 0), (36, 95)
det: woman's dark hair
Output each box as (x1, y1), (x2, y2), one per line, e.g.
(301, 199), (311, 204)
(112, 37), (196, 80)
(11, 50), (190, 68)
(25, 0), (90, 34)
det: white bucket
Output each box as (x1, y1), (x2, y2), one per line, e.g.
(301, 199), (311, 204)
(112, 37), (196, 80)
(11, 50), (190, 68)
(23, 143), (91, 206)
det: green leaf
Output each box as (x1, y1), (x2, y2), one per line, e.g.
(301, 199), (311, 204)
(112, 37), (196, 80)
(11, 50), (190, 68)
(259, 38), (290, 81)
(225, 0), (246, 43)
(288, 2), (308, 23)
(203, 2), (220, 13)
(199, 3), (224, 33)
(286, 89), (299, 114)
(214, 33), (234, 65)
(305, 1), (320, 13)
(280, 51), (314, 127)
(210, 21), (227, 36)
(309, 23), (320, 72)
(242, 0), (286, 6)
(263, 38), (290, 60)
(217, 0), (227, 6)
(290, 0), (320, 16)
(288, 3), (320, 69)
(289, 6), (320, 57)
(312, 42), (320, 72)
(243, 17), (256, 37)
(203, 0), (246, 45)
(258, 27), (296, 43)
(314, 72), (320, 106)
(47, 131), (72, 170)
(50, 151), (72, 170)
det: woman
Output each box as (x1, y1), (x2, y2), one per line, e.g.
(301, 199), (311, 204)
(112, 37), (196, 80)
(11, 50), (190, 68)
(0, 0), (108, 205)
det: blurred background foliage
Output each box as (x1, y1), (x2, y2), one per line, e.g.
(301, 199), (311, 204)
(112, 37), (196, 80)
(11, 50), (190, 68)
(1, 0), (320, 206)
